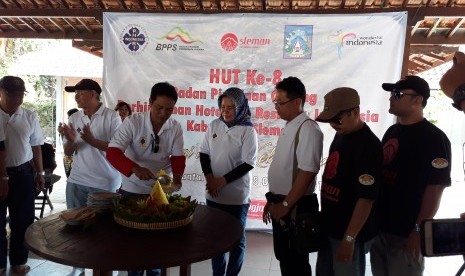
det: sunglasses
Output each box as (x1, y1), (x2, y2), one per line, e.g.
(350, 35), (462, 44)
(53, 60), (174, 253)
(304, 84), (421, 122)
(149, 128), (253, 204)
(150, 133), (160, 153)
(329, 107), (357, 126)
(390, 89), (418, 100)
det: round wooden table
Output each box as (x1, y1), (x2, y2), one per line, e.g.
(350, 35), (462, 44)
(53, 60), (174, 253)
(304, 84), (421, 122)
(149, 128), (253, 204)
(25, 205), (242, 276)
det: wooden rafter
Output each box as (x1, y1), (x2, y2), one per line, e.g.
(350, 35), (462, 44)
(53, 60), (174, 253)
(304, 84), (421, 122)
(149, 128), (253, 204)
(59, 0), (70, 8)
(1, 18), (21, 32)
(78, 0), (88, 9)
(155, 0), (165, 10)
(48, 18), (66, 33)
(426, 17), (441, 38)
(17, 17), (37, 32)
(63, 18), (80, 33)
(138, 0), (148, 9)
(30, 18), (51, 33)
(10, 0), (21, 8)
(447, 18), (465, 38)
(117, 0), (129, 9)
(76, 18), (93, 33)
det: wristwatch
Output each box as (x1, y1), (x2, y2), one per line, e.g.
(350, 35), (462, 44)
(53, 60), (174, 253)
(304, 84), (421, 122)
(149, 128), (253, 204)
(282, 200), (289, 208)
(343, 233), (356, 243)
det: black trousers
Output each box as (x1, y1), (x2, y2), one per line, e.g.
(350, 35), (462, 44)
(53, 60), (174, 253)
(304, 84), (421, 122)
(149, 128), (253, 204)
(0, 162), (35, 268)
(269, 194), (317, 276)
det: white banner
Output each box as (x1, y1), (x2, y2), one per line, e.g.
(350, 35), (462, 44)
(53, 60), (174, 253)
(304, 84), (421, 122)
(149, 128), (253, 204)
(103, 12), (406, 229)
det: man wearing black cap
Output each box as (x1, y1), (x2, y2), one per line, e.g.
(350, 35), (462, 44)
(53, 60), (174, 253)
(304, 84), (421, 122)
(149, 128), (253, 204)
(370, 76), (452, 276)
(60, 78), (121, 276)
(315, 87), (382, 276)
(0, 76), (45, 274)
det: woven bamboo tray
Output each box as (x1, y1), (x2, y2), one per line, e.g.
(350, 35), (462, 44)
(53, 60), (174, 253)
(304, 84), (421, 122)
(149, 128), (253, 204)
(113, 214), (193, 230)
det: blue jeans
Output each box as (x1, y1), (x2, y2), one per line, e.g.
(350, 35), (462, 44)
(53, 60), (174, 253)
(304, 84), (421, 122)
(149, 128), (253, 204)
(370, 232), (424, 276)
(0, 162), (35, 268)
(66, 182), (114, 208)
(316, 236), (373, 276)
(206, 200), (249, 276)
(121, 190), (161, 276)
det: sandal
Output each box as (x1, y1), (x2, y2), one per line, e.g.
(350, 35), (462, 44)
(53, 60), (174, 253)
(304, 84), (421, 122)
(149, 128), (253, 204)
(11, 264), (30, 274)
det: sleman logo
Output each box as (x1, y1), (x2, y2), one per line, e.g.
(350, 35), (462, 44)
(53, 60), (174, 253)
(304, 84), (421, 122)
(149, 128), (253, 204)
(359, 174), (375, 186)
(432, 158), (449, 169)
(220, 33), (271, 52)
(120, 24), (148, 54)
(283, 25), (313, 59)
(220, 33), (238, 52)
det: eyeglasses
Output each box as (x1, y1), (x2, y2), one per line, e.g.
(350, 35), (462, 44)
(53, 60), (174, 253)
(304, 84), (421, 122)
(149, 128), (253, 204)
(150, 133), (160, 153)
(329, 107), (357, 126)
(390, 89), (418, 100)
(273, 98), (296, 107)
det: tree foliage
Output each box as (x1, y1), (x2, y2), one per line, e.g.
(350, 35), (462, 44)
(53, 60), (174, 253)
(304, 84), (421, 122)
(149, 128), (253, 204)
(1, 38), (58, 144)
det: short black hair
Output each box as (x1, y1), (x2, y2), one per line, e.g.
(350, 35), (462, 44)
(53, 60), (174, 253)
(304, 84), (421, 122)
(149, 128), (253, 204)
(114, 101), (132, 115)
(149, 82), (178, 103)
(67, 108), (79, 117)
(275, 76), (306, 106)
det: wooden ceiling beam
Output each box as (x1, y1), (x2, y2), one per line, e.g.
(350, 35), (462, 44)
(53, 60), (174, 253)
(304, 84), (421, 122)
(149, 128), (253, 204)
(0, 7), (464, 24)
(77, 18), (93, 33)
(138, 0), (149, 9)
(155, 0), (165, 10)
(17, 17), (38, 32)
(78, 0), (88, 9)
(1, 18), (21, 32)
(63, 17), (80, 33)
(30, 18), (51, 33)
(447, 18), (465, 38)
(117, 0), (129, 9)
(10, 0), (22, 8)
(411, 34), (465, 44)
(425, 17), (441, 38)
(48, 18), (66, 33)
(59, 0), (70, 8)
(0, 29), (101, 40)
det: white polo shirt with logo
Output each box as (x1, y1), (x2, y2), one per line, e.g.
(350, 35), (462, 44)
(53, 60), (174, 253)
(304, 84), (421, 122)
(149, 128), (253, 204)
(0, 107), (44, 167)
(200, 119), (258, 205)
(109, 112), (184, 194)
(268, 112), (323, 195)
(65, 104), (122, 191)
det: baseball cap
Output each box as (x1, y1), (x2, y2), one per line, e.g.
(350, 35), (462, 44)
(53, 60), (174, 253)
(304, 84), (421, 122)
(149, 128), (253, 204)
(382, 75), (430, 100)
(65, 79), (102, 94)
(316, 87), (360, 122)
(0, 76), (26, 94)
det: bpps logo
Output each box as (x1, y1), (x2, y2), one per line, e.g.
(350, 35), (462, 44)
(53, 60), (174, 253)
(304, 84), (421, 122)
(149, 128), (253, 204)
(220, 33), (238, 52)
(156, 27), (204, 52)
(119, 24), (148, 54)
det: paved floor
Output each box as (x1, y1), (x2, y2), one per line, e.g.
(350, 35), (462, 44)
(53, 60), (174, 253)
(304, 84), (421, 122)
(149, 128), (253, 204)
(5, 152), (465, 275)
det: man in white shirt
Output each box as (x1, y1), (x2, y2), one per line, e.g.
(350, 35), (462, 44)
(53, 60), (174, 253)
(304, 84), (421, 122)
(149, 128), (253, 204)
(263, 76), (323, 276)
(60, 78), (121, 276)
(0, 76), (45, 274)
(107, 82), (185, 276)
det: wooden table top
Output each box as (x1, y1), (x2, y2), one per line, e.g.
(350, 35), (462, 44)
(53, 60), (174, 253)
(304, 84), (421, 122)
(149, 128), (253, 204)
(25, 205), (242, 271)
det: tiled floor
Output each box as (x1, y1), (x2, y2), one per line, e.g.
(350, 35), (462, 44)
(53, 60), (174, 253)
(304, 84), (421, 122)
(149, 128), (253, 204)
(7, 152), (465, 275)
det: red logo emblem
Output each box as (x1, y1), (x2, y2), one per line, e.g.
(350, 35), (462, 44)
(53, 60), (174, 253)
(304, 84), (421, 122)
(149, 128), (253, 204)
(220, 33), (238, 52)
(383, 138), (399, 165)
(323, 151), (340, 179)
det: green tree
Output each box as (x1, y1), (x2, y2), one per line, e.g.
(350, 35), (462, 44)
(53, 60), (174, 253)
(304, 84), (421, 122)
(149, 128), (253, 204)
(1, 39), (58, 145)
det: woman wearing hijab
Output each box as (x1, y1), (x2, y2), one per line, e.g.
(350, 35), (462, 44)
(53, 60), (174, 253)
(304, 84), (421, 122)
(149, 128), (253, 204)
(199, 87), (258, 276)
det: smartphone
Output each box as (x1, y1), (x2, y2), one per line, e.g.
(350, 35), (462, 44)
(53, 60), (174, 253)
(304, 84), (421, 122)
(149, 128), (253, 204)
(421, 218), (465, 257)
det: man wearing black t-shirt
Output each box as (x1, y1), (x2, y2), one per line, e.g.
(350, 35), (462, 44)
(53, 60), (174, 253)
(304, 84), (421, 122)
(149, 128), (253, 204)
(315, 87), (382, 276)
(370, 76), (452, 276)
